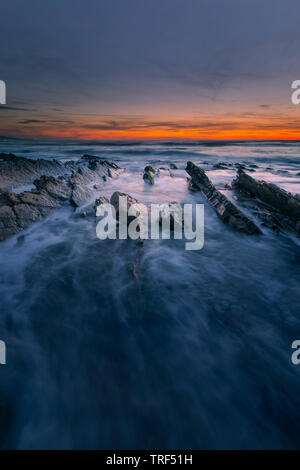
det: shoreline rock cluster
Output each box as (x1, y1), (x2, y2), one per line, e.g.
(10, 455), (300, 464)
(0, 152), (299, 242)
(187, 162), (300, 235)
(232, 169), (300, 233)
(186, 161), (262, 235)
(0, 153), (120, 241)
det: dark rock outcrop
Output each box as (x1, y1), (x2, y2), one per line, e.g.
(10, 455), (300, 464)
(143, 165), (155, 185)
(0, 154), (120, 241)
(82, 154), (119, 170)
(232, 169), (300, 233)
(110, 192), (142, 223)
(213, 162), (230, 169)
(109, 192), (183, 232)
(186, 161), (262, 235)
(0, 188), (62, 240)
(143, 172), (154, 184)
(232, 170), (300, 219)
(0, 152), (67, 191)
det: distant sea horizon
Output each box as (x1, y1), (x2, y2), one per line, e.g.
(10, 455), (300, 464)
(2, 135), (300, 146)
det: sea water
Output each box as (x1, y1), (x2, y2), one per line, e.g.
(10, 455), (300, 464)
(0, 140), (299, 449)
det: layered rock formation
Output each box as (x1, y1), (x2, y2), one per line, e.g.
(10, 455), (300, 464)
(0, 153), (120, 241)
(186, 161), (262, 235)
(232, 169), (300, 233)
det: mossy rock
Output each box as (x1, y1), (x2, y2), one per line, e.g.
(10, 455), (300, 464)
(144, 165), (155, 174)
(143, 172), (154, 184)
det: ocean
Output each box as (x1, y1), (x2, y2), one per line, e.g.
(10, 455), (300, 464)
(0, 139), (299, 449)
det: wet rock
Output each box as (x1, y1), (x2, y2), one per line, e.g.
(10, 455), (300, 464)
(144, 165), (155, 174)
(0, 152), (27, 163)
(109, 192), (183, 232)
(110, 192), (143, 223)
(0, 153), (64, 191)
(0, 155), (120, 241)
(253, 208), (283, 232)
(187, 179), (198, 192)
(232, 170), (300, 221)
(19, 190), (62, 213)
(70, 185), (95, 208)
(234, 163), (246, 170)
(13, 203), (45, 229)
(186, 162), (262, 235)
(94, 196), (109, 214)
(213, 162), (229, 169)
(143, 165), (156, 184)
(0, 188), (62, 241)
(34, 175), (71, 201)
(82, 154), (119, 166)
(72, 167), (96, 185)
(0, 152), (120, 194)
(143, 170), (154, 184)
(0, 204), (20, 240)
(170, 163), (178, 169)
(82, 154), (120, 171)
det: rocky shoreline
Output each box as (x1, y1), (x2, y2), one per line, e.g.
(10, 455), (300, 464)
(0, 152), (299, 242)
(0, 153), (120, 241)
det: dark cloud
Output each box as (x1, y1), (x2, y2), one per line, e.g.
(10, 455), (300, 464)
(0, 0), (299, 135)
(0, 106), (31, 111)
(18, 119), (75, 125)
(18, 119), (46, 124)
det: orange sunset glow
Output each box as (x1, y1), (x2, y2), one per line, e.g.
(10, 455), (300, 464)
(2, 112), (300, 141)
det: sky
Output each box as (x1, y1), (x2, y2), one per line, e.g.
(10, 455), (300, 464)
(1, 0), (300, 140)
